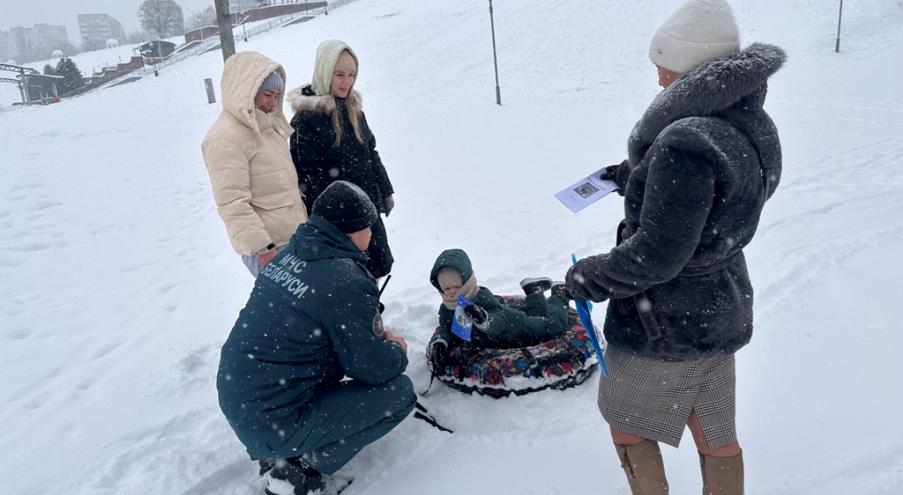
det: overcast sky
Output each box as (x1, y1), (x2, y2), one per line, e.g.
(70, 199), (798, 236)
(2, 0), (216, 43)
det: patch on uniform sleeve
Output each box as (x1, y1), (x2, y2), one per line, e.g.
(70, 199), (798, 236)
(372, 312), (385, 337)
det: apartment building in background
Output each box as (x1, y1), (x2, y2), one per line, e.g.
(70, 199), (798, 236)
(0, 23), (70, 64)
(78, 13), (126, 51)
(0, 31), (10, 62)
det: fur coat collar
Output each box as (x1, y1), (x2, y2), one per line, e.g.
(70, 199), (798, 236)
(629, 43), (786, 196)
(286, 84), (362, 115)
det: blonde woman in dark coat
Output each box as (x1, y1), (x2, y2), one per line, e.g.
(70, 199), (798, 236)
(287, 40), (395, 279)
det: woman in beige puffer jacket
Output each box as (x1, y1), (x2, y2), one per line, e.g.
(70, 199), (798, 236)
(202, 51), (307, 275)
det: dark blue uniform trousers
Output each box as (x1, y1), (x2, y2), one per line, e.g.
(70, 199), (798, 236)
(293, 374), (415, 474)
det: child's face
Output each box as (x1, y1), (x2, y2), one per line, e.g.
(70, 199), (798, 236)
(442, 285), (461, 298)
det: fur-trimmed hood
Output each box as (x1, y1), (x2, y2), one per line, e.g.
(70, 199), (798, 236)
(286, 85), (362, 115)
(629, 43), (785, 196)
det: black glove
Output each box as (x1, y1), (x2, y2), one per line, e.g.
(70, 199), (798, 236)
(599, 159), (630, 196)
(428, 341), (448, 369)
(565, 258), (611, 303)
(598, 164), (619, 182)
(383, 194), (395, 216)
(463, 304), (488, 324)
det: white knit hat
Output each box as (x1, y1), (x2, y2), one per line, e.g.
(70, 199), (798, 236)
(649, 0), (740, 74)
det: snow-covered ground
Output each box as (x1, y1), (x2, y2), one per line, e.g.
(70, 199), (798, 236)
(2, 1), (902, 493)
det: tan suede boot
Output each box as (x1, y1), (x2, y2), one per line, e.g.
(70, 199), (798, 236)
(615, 440), (669, 494)
(699, 451), (744, 495)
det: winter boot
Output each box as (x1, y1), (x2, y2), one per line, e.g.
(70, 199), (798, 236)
(520, 276), (552, 295)
(550, 281), (571, 301)
(699, 451), (743, 495)
(615, 440), (669, 495)
(259, 459), (277, 476)
(263, 458), (352, 495)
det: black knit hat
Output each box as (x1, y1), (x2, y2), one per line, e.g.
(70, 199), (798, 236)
(312, 180), (378, 233)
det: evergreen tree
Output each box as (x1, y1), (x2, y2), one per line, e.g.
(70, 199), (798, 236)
(43, 64), (56, 76)
(55, 58), (85, 95)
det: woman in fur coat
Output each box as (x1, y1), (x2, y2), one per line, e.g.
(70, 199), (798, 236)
(287, 40), (395, 279)
(565, 1), (784, 493)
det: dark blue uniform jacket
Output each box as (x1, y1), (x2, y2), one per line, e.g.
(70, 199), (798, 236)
(216, 215), (407, 459)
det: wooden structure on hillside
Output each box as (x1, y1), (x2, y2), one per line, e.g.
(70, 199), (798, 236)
(0, 62), (63, 104)
(138, 40), (176, 64)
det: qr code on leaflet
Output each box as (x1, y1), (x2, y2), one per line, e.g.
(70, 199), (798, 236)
(573, 181), (599, 198)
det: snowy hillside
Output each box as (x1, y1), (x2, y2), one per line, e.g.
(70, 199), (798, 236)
(0, 38), (176, 108)
(2, 1), (902, 494)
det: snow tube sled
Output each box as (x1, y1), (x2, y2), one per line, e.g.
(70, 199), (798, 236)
(427, 295), (598, 398)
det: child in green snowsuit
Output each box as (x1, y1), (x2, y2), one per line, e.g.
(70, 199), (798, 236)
(427, 248), (572, 368)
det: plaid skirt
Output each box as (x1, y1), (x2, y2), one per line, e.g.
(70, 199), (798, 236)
(598, 345), (737, 450)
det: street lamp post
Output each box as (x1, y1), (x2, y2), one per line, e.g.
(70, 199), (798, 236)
(488, 0), (501, 105)
(156, 40), (163, 76)
(835, 0), (844, 53)
(214, 0), (237, 61)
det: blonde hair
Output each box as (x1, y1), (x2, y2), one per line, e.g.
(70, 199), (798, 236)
(331, 50), (364, 146)
(331, 91), (364, 146)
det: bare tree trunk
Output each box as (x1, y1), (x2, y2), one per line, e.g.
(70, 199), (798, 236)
(214, 0), (236, 61)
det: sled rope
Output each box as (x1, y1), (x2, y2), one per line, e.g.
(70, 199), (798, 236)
(413, 401), (453, 434)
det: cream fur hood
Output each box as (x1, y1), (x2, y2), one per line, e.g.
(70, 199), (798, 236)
(285, 39), (361, 115)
